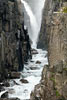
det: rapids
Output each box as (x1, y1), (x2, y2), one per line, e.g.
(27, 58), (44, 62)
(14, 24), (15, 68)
(4, 49), (48, 100)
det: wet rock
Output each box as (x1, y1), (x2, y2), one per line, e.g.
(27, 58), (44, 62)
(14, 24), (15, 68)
(10, 72), (21, 79)
(1, 81), (10, 87)
(0, 84), (4, 92)
(4, 82), (10, 87)
(31, 49), (38, 55)
(8, 89), (15, 94)
(30, 60), (34, 63)
(12, 80), (19, 85)
(30, 67), (39, 70)
(36, 61), (41, 64)
(1, 91), (8, 98)
(0, 87), (5, 93)
(0, 98), (20, 100)
(20, 79), (29, 84)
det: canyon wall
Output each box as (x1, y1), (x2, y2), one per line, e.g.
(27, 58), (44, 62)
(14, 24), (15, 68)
(37, 0), (63, 49)
(31, 0), (67, 100)
(0, 0), (31, 81)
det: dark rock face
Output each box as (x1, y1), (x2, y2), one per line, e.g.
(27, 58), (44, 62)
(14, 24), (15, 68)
(10, 72), (21, 79)
(0, 98), (20, 100)
(1, 91), (8, 98)
(31, 0), (67, 100)
(0, 0), (32, 81)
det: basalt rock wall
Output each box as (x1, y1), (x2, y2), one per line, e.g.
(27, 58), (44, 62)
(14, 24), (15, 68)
(31, 0), (67, 100)
(0, 0), (31, 81)
(37, 0), (63, 49)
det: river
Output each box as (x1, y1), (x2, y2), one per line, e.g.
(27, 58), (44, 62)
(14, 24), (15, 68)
(4, 49), (48, 100)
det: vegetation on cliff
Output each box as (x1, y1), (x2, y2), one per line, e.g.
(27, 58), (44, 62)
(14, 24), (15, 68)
(62, 7), (67, 13)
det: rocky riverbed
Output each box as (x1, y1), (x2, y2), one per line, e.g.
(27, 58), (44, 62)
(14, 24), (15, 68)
(0, 49), (48, 100)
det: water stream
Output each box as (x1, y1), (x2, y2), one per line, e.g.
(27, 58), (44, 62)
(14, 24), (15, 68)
(21, 0), (45, 48)
(0, 0), (47, 100)
(5, 49), (48, 100)
(21, 0), (38, 48)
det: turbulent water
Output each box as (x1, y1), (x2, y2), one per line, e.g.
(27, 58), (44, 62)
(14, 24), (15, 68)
(21, 0), (38, 48)
(0, 0), (47, 100)
(22, 0), (45, 48)
(3, 49), (48, 100)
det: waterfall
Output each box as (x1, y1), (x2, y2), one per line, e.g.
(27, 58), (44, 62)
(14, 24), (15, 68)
(21, 0), (38, 48)
(21, 0), (45, 48)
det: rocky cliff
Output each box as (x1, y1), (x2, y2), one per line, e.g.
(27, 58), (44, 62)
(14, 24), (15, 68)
(0, 0), (31, 82)
(37, 0), (63, 49)
(31, 0), (67, 100)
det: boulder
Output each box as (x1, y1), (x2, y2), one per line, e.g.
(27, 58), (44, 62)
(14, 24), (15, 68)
(0, 81), (10, 87)
(10, 72), (21, 79)
(30, 60), (34, 63)
(31, 49), (38, 55)
(1, 91), (8, 98)
(8, 89), (15, 94)
(20, 79), (29, 84)
(36, 61), (41, 64)
(0, 86), (5, 92)
(30, 67), (39, 70)
(4, 82), (10, 87)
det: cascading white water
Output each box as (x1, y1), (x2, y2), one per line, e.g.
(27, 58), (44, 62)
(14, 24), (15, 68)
(0, 1), (48, 100)
(21, 0), (45, 48)
(21, 0), (39, 48)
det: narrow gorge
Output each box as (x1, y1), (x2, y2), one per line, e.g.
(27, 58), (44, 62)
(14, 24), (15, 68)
(0, 0), (67, 100)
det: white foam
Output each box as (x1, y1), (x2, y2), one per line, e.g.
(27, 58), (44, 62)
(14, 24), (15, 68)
(4, 49), (48, 100)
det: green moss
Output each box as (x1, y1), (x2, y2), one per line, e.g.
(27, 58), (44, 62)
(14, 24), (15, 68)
(50, 77), (55, 82)
(56, 90), (60, 97)
(16, 21), (21, 29)
(62, 7), (67, 13)
(63, 68), (67, 71)
(51, 72), (55, 75)
(50, 76), (56, 87)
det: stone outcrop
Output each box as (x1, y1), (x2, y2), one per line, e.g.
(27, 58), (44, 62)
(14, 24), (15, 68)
(0, 0), (32, 82)
(31, 0), (67, 100)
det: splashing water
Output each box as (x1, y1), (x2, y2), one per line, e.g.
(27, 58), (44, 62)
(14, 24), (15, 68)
(5, 49), (48, 100)
(0, 1), (48, 100)
(21, 0), (39, 48)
